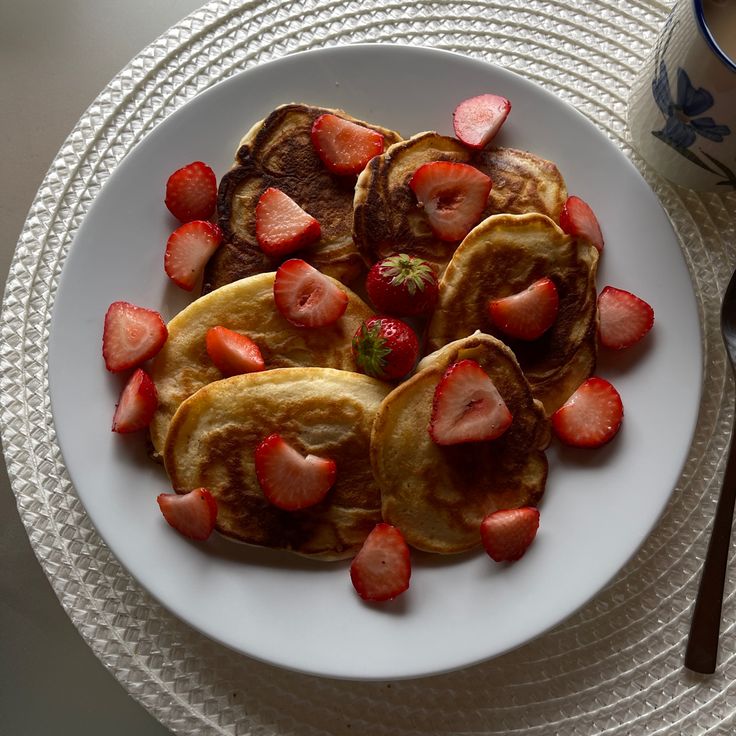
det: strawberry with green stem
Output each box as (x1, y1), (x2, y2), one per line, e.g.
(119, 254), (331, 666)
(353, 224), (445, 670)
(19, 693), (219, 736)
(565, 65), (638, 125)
(352, 316), (419, 381)
(365, 253), (439, 317)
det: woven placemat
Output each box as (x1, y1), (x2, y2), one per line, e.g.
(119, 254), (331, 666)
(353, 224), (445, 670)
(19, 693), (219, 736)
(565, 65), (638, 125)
(3, 0), (736, 733)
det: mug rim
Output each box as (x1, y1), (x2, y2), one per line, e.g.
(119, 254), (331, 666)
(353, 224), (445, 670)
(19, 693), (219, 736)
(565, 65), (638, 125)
(693, 0), (736, 73)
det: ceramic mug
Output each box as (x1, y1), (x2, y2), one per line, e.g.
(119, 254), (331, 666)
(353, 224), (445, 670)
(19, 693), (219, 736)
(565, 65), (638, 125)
(628, 0), (736, 191)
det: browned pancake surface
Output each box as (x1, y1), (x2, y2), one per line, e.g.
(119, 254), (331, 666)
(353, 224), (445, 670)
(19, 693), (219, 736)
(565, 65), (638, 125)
(205, 103), (402, 293)
(353, 132), (567, 276)
(427, 213), (599, 414)
(371, 333), (550, 554)
(149, 273), (373, 457)
(164, 368), (391, 559)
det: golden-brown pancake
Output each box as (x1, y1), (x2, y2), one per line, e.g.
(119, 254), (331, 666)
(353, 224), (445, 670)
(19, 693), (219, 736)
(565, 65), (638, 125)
(371, 333), (550, 554)
(163, 368), (391, 559)
(353, 131), (567, 276)
(427, 213), (599, 414)
(149, 272), (373, 457)
(204, 103), (402, 294)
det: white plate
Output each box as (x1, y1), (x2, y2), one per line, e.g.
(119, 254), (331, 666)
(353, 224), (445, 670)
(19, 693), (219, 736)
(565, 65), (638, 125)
(48, 44), (702, 681)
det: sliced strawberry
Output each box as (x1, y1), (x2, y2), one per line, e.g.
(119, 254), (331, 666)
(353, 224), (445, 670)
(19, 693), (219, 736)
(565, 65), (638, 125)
(352, 316), (419, 381)
(102, 301), (168, 373)
(551, 376), (623, 448)
(255, 187), (321, 258)
(488, 277), (560, 341)
(111, 368), (158, 433)
(206, 326), (265, 376)
(164, 220), (223, 291)
(311, 113), (385, 175)
(480, 507), (539, 562)
(429, 359), (513, 445)
(452, 94), (512, 149)
(598, 286), (654, 350)
(273, 259), (348, 327)
(350, 523), (411, 602)
(254, 433), (337, 511)
(164, 161), (217, 223)
(157, 488), (218, 541)
(409, 161), (492, 242)
(559, 195), (604, 251)
(365, 254), (439, 317)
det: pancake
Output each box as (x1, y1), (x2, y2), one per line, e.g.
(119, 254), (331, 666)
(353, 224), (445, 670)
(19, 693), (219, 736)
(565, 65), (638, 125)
(427, 213), (599, 415)
(353, 131), (567, 276)
(371, 333), (550, 555)
(149, 272), (373, 457)
(164, 368), (391, 559)
(204, 103), (402, 294)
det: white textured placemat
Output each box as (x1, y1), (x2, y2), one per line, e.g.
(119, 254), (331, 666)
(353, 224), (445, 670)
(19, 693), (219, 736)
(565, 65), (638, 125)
(2, 0), (736, 733)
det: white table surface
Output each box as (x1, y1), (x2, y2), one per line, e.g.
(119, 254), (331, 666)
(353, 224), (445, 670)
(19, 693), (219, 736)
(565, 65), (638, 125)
(0, 1), (204, 733)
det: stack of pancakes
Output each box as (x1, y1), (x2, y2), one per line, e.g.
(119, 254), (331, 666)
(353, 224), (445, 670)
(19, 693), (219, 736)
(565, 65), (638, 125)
(153, 102), (599, 559)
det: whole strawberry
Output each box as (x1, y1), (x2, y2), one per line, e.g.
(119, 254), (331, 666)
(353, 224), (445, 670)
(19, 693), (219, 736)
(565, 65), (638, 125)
(352, 316), (419, 380)
(365, 254), (439, 317)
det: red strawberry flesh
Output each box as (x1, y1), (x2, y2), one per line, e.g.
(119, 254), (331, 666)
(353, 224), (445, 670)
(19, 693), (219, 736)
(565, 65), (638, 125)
(409, 161), (492, 242)
(164, 161), (217, 223)
(551, 376), (623, 448)
(480, 507), (539, 562)
(365, 254), (439, 316)
(102, 301), (168, 373)
(157, 488), (218, 541)
(273, 259), (348, 327)
(488, 277), (559, 341)
(598, 286), (654, 350)
(164, 220), (223, 291)
(255, 187), (321, 258)
(206, 326), (265, 376)
(488, 276), (560, 340)
(311, 113), (385, 176)
(111, 368), (158, 433)
(350, 523), (411, 602)
(254, 433), (337, 511)
(352, 316), (419, 380)
(429, 359), (513, 445)
(559, 195), (604, 251)
(452, 94), (512, 149)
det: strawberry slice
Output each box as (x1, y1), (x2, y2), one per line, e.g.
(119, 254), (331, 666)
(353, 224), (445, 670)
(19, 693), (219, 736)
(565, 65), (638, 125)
(164, 220), (223, 291)
(480, 507), (539, 562)
(164, 161), (217, 223)
(551, 376), (623, 448)
(102, 301), (168, 373)
(157, 488), (218, 541)
(311, 113), (385, 175)
(429, 359), (513, 445)
(254, 433), (337, 511)
(206, 326), (265, 376)
(559, 195), (604, 251)
(488, 277), (559, 341)
(255, 187), (321, 258)
(273, 259), (348, 327)
(409, 161), (492, 242)
(350, 523), (411, 602)
(452, 94), (512, 149)
(598, 286), (654, 350)
(111, 368), (158, 433)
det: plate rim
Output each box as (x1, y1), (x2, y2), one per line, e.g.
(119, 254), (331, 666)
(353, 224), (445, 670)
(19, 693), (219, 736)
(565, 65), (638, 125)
(36, 42), (704, 680)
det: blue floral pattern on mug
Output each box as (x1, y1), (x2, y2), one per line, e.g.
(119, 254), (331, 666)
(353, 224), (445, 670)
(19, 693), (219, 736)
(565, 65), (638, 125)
(649, 15), (736, 189)
(653, 66), (731, 146)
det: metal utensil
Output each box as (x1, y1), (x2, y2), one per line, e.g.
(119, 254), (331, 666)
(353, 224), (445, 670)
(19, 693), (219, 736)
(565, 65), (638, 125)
(685, 268), (736, 674)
